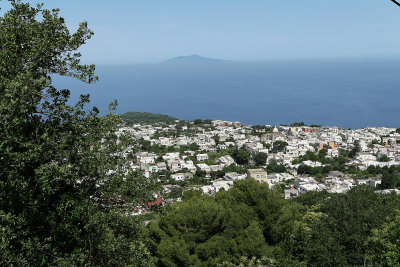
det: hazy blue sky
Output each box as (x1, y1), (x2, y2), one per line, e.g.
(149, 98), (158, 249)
(2, 0), (400, 64)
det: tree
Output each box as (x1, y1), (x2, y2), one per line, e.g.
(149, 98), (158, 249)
(316, 186), (400, 266)
(204, 119), (212, 124)
(348, 140), (360, 158)
(272, 141), (288, 152)
(147, 180), (277, 266)
(194, 118), (203, 125)
(290, 122), (306, 127)
(182, 188), (203, 200)
(378, 155), (390, 162)
(255, 152), (268, 166)
(380, 172), (396, 189)
(213, 134), (221, 145)
(366, 210), (400, 266)
(267, 159), (286, 173)
(261, 141), (271, 149)
(147, 195), (228, 265)
(0, 1), (157, 265)
(279, 187), (400, 266)
(189, 142), (200, 151)
(317, 148), (327, 159)
(232, 147), (251, 165)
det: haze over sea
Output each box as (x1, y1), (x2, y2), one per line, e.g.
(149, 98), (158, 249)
(55, 57), (400, 129)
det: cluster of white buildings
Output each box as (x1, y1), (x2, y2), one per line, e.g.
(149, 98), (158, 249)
(117, 121), (400, 198)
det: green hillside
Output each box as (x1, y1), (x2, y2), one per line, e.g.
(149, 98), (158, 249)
(121, 111), (179, 124)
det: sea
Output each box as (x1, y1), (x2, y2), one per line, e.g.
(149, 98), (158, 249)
(54, 58), (400, 129)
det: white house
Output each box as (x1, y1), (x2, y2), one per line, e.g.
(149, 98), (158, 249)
(196, 154), (209, 162)
(218, 155), (235, 166)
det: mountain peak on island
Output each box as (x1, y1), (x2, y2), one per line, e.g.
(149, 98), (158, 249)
(164, 55), (227, 64)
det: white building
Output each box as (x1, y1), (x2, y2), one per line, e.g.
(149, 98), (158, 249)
(196, 154), (209, 162)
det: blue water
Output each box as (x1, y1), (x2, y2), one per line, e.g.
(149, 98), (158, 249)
(54, 58), (400, 128)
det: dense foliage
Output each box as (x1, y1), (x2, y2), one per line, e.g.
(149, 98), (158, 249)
(147, 180), (281, 266)
(231, 147), (251, 165)
(122, 111), (178, 125)
(147, 180), (400, 266)
(0, 1), (157, 265)
(255, 152), (268, 166)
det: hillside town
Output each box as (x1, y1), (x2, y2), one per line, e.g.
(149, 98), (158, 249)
(117, 119), (400, 207)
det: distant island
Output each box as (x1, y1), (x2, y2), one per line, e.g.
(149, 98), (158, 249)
(164, 54), (228, 64)
(121, 111), (179, 124)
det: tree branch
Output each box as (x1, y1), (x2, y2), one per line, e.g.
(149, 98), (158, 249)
(391, 0), (400, 7)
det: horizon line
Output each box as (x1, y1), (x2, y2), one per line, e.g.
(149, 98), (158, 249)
(92, 55), (400, 66)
